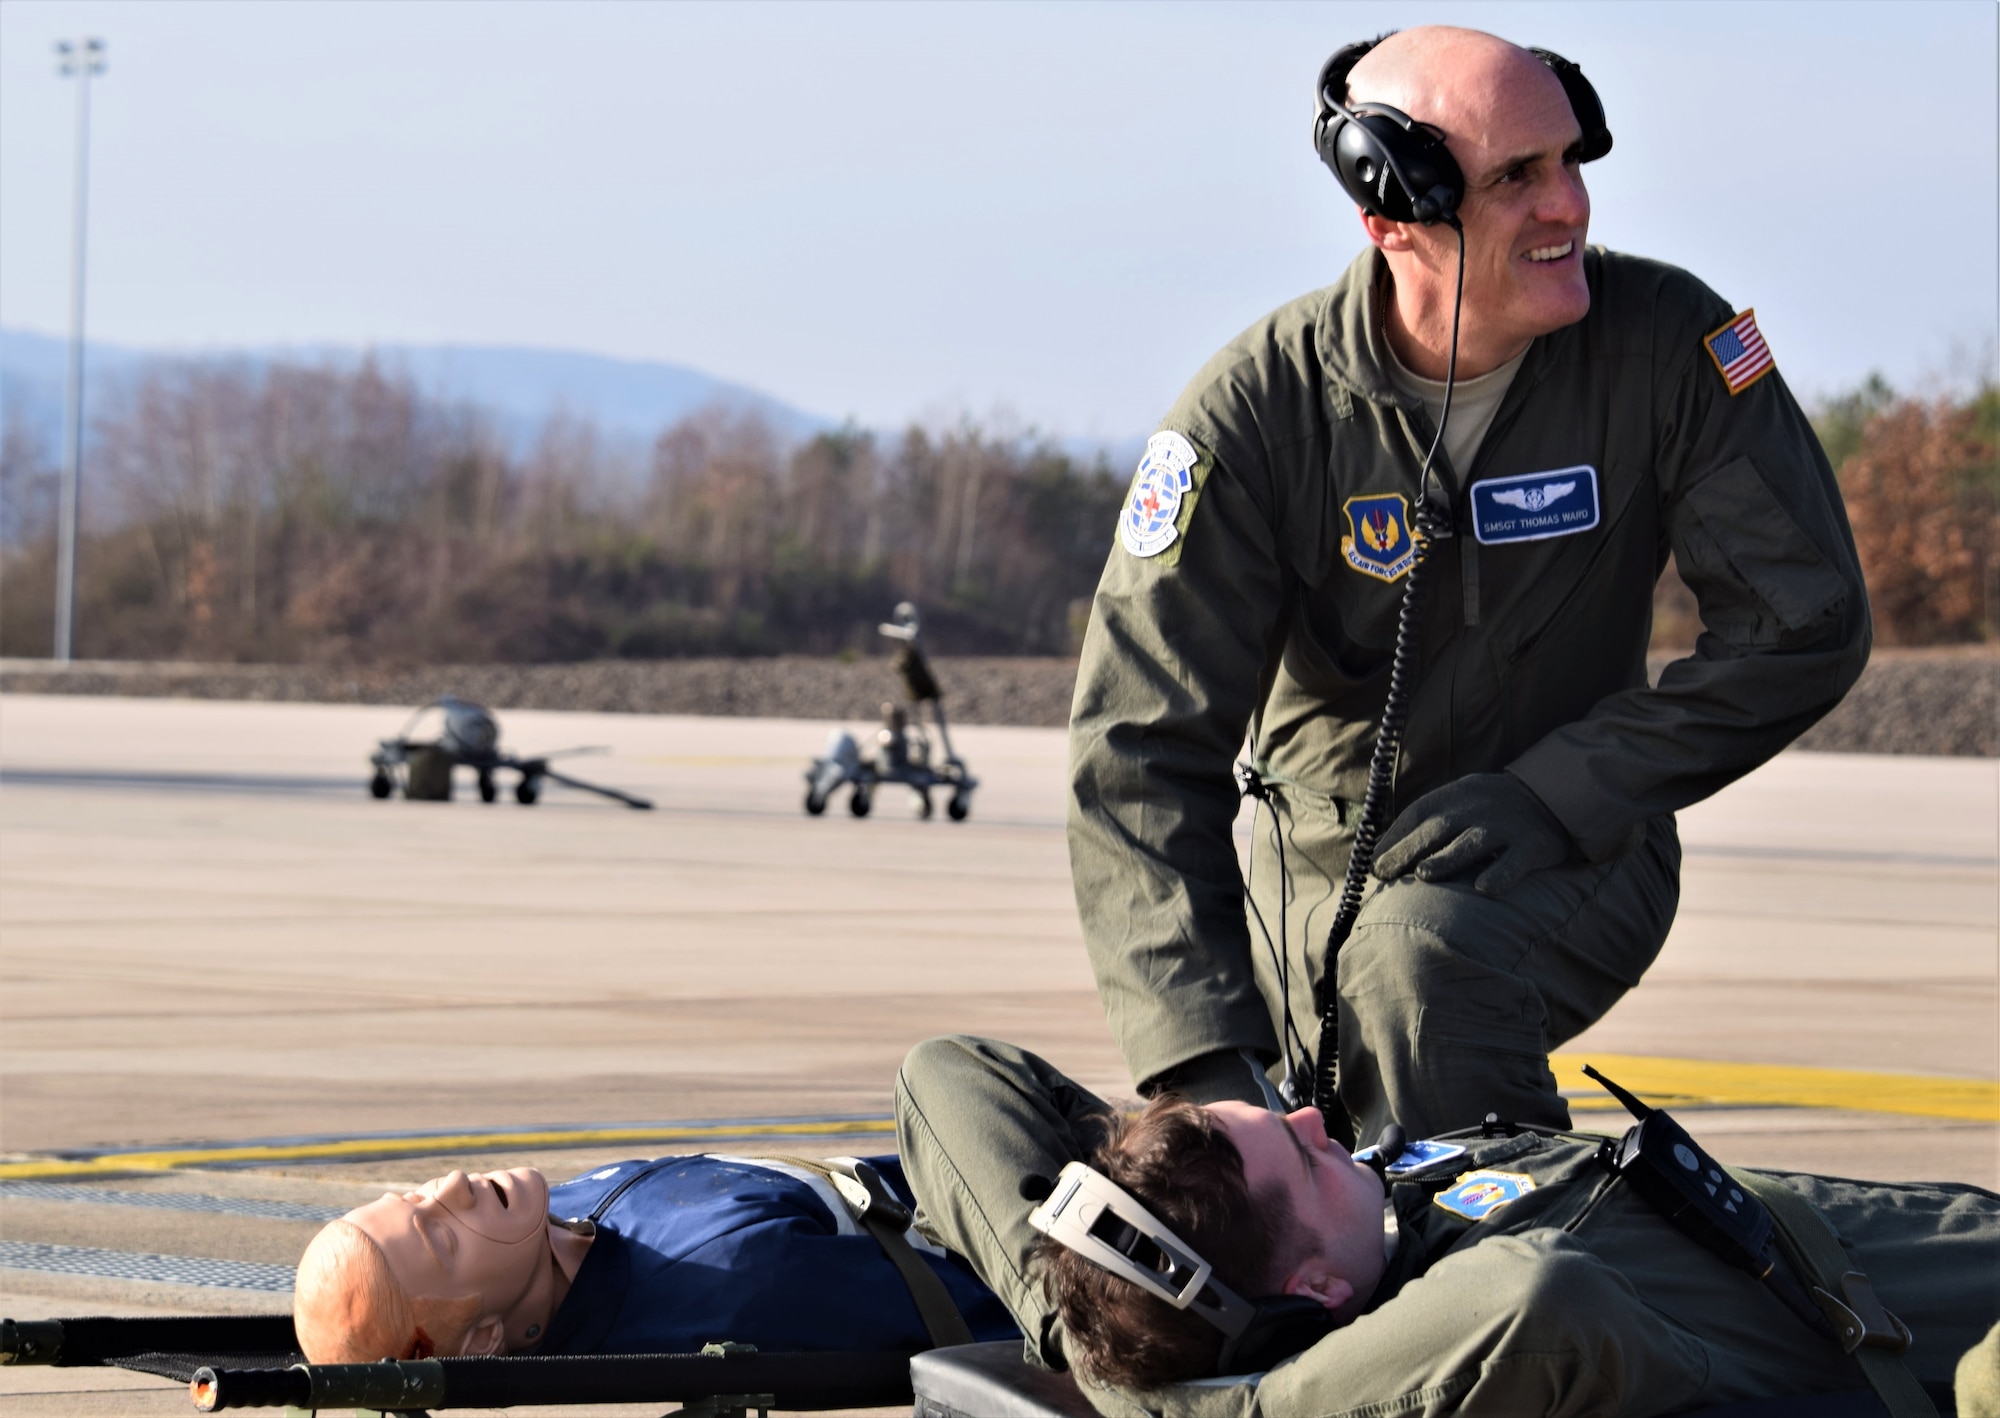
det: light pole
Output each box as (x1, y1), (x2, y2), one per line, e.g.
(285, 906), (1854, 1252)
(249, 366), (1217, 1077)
(53, 37), (105, 664)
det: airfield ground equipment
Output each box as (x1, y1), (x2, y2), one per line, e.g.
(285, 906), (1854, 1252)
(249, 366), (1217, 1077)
(804, 604), (977, 821)
(369, 696), (652, 809)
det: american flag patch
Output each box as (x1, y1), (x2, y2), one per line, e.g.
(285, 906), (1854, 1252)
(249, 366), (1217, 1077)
(1703, 309), (1774, 395)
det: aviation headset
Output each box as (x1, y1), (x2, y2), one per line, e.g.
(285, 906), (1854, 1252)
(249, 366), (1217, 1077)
(1311, 35), (1613, 225)
(1027, 1160), (1339, 1375)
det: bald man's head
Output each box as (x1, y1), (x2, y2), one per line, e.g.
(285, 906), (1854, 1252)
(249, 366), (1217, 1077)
(1344, 28), (1569, 156)
(1325, 25), (1595, 379)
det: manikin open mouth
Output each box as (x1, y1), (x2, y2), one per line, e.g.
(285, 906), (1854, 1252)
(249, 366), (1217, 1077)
(1524, 241), (1575, 263)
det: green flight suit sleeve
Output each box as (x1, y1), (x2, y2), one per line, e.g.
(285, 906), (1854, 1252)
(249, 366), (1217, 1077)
(1083, 1231), (1712, 1418)
(1508, 291), (1870, 862)
(1068, 365), (1303, 1090)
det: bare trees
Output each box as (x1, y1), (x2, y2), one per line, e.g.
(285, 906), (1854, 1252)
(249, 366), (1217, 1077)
(0, 357), (1125, 662)
(7, 353), (1993, 664)
(1838, 389), (1999, 645)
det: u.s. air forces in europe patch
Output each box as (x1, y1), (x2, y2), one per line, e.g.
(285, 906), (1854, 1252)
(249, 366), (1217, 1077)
(1120, 431), (1203, 560)
(1342, 493), (1417, 583)
(1432, 1170), (1537, 1221)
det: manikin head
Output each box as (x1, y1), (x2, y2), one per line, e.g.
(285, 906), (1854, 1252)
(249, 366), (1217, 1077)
(294, 1167), (561, 1363)
(1343, 26), (1594, 378)
(1037, 1096), (1387, 1390)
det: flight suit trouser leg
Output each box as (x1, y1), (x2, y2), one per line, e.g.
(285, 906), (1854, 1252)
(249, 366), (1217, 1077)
(1776, 1170), (2000, 1391)
(895, 1034), (1114, 1369)
(1251, 800), (1680, 1147)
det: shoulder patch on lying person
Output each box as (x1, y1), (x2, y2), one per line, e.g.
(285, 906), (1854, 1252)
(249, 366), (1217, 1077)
(1433, 1169), (1536, 1220)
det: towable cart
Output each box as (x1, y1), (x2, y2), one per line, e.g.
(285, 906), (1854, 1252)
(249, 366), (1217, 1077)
(804, 604), (977, 822)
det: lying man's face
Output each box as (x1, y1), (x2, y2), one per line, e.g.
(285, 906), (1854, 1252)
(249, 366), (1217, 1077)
(1206, 1102), (1390, 1321)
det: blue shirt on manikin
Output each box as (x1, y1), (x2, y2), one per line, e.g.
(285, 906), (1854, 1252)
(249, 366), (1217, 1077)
(537, 1153), (1016, 1355)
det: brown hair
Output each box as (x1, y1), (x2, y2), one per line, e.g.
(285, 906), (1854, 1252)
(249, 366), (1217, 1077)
(1036, 1096), (1297, 1391)
(293, 1220), (483, 1363)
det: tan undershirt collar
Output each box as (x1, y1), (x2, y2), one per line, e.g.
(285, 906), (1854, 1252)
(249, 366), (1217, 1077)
(1384, 340), (1529, 477)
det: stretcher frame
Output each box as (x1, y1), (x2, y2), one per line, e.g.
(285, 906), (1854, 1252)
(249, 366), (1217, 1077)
(0, 1312), (919, 1415)
(0, 1311), (1924, 1418)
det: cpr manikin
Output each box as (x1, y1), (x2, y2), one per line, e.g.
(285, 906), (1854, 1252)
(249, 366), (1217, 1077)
(294, 1168), (593, 1363)
(292, 1153), (1015, 1364)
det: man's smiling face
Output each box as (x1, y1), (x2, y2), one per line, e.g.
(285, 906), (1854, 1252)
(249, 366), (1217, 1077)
(1348, 27), (1595, 369)
(1447, 64), (1593, 348)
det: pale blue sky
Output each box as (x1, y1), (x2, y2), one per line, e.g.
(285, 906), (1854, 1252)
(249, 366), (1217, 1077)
(1, 0), (1993, 439)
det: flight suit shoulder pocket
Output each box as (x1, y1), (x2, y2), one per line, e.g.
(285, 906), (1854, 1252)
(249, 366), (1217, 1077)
(1674, 454), (1848, 647)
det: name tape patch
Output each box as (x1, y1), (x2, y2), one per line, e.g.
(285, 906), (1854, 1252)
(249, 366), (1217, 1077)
(1383, 1139), (1467, 1177)
(1470, 466), (1599, 545)
(1433, 1169), (1537, 1220)
(1119, 431), (1200, 559)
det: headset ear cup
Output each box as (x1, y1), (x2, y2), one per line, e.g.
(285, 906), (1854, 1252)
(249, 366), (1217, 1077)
(1329, 118), (1396, 218)
(1530, 47), (1613, 161)
(1324, 105), (1463, 224)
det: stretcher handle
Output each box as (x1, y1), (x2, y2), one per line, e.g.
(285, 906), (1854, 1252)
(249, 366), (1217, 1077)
(0, 1314), (297, 1367)
(189, 1364), (309, 1412)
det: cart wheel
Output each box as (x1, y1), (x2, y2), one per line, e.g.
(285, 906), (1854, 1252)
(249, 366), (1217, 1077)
(849, 787), (872, 817)
(805, 788), (828, 816)
(369, 772), (393, 800)
(478, 773), (498, 804)
(947, 794), (970, 821)
(516, 779), (540, 805)
(912, 790), (934, 820)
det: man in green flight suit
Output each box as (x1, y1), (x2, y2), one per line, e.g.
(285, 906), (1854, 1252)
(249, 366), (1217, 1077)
(1069, 26), (1869, 1141)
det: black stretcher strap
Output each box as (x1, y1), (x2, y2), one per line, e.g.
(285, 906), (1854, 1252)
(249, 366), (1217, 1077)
(110, 1350), (300, 1384)
(0, 1314), (297, 1367)
(190, 1349), (917, 1411)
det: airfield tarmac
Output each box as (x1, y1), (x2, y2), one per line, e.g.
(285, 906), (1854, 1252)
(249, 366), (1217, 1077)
(0, 693), (1995, 1416)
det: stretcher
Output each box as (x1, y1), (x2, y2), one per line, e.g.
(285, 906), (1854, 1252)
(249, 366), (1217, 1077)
(0, 1312), (912, 1414)
(1, 1313), (1914, 1416)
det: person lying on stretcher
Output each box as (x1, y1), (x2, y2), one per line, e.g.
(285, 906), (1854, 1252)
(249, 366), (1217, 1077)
(292, 1152), (1014, 1363)
(891, 1036), (2000, 1417)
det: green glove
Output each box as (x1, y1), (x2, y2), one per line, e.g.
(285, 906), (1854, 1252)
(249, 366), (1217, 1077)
(1372, 772), (1577, 896)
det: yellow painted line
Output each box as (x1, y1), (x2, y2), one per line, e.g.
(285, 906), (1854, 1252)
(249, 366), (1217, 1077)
(6, 1058), (1991, 1182)
(1552, 1054), (1999, 1123)
(0, 1118), (896, 1182)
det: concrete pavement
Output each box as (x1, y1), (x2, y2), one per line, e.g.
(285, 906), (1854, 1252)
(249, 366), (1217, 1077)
(1, 694), (1994, 1415)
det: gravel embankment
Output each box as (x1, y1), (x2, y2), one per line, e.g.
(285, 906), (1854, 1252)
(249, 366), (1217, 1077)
(2, 649), (1993, 756)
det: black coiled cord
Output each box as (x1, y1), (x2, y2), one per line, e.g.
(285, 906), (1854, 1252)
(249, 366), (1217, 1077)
(1311, 217), (1465, 1146)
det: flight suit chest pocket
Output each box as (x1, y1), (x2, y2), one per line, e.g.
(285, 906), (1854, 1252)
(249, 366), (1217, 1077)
(1673, 454), (1848, 647)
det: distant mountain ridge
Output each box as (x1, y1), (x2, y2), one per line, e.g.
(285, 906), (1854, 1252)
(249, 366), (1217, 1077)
(0, 328), (831, 456)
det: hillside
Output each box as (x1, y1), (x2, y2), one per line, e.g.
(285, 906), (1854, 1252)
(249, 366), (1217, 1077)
(0, 327), (829, 456)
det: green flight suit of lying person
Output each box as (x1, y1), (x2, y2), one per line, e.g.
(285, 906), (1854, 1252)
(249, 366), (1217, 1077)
(894, 1036), (2000, 1417)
